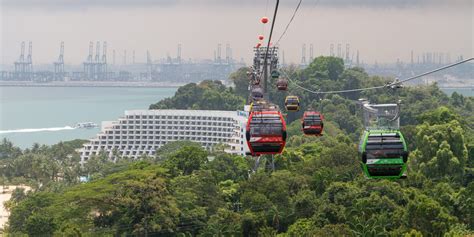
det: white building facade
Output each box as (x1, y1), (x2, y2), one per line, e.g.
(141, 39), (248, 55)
(79, 109), (249, 163)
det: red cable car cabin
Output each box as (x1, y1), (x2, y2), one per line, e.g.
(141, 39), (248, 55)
(302, 111), (324, 136)
(246, 110), (287, 156)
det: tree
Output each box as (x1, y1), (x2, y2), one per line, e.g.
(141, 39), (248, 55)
(229, 67), (250, 97)
(10, 187), (26, 202)
(0, 138), (22, 160)
(285, 218), (316, 236)
(313, 224), (353, 237)
(205, 153), (249, 182)
(411, 119), (468, 182)
(156, 140), (202, 161)
(405, 193), (456, 236)
(418, 106), (461, 126)
(200, 208), (241, 237)
(7, 192), (56, 234)
(304, 56), (344, 81)
(339, 68), (369, 100)
(149, 80), (245, 111)
(69, 164), (178, 235)
(164, 146), (208, 175)
(83, 151), (109, 178)
(24, 213), (56, 236)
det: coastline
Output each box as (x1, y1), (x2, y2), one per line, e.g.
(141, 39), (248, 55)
(0, 81), (185, 88)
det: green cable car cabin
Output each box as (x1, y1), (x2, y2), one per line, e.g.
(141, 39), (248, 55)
(359, 130), (409, 179)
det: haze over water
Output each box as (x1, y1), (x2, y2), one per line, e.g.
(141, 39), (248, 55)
(0, 87), (177, 148)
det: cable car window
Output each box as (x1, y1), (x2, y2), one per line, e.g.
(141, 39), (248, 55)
(304, 115), (321, 126)
(366, 141), (404, 159)
(250, 114), (282, 136)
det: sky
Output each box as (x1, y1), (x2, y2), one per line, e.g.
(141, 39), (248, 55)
(0, 0), (472, 66)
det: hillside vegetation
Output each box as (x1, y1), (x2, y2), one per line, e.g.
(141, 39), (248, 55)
(1, 57), (472, 236)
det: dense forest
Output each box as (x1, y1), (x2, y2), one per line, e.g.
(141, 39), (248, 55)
(1, 56), (472, 236)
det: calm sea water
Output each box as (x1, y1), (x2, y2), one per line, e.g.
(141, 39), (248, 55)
(0, 87), (177, 148)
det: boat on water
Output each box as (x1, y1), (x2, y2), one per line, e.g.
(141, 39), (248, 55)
(74, 122), (98, 129)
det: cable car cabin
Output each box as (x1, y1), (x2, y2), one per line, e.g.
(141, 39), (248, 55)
(359, 130), (409, 179)
(246, 110), (287, 156)
(302, 111), (324, 136)
(276, 78), (288, 91)
(251, 86), (264, 101)
(285, 96), (300, 112)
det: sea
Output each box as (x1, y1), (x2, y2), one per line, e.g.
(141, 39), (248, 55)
(0, 87), (177, 149)
(0, 86), (472, 149)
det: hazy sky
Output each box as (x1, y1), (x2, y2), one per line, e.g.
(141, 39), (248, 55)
(1, 0), (472, 66)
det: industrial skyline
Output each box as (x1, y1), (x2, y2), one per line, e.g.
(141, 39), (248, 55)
(1, 39), (469, 84)
(1, 40), (466, 68)
(1, 0), (471, 65)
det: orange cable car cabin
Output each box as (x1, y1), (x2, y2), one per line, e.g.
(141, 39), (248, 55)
(246, 110), (287, 156)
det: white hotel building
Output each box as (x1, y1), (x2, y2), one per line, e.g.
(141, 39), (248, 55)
(79, 110), (249, 164)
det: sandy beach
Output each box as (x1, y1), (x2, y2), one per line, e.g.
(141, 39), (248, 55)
(0, 186), (31, 231)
